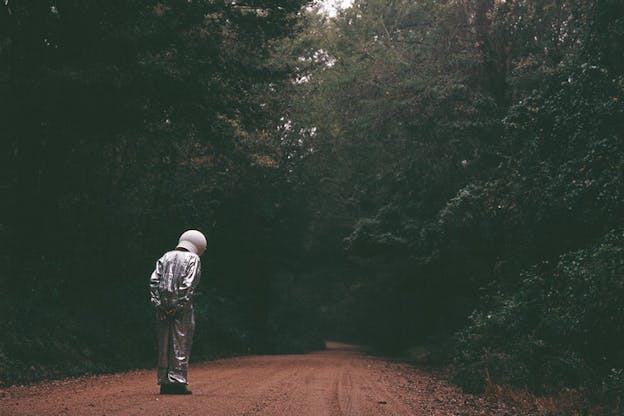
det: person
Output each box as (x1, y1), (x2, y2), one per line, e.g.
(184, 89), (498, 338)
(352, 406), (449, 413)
(149, 230), (207, 395)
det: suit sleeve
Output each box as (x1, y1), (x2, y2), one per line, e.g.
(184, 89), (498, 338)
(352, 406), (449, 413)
(149, 257), (164, 308)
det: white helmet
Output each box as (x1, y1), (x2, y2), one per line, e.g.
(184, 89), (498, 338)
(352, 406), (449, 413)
(176, 230), (207, 256)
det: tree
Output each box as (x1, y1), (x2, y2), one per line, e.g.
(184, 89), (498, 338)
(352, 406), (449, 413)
(272, 0), (624, 403)
(0, 0), (312, 383)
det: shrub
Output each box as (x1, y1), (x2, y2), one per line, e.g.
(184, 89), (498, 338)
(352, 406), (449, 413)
(453, 228), (624, 397)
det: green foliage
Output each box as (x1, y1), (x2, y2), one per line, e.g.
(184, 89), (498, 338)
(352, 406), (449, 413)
(2, 3), (623, 413)
(272, 0), (624, 409)
(602, 368), (624, 414)
(453, 229), (624, 400)
(0, 0), (316, 385)
(343, 205), (410, 256)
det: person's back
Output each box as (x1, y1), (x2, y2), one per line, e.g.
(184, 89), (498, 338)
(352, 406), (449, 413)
(153, 250), (200, 312)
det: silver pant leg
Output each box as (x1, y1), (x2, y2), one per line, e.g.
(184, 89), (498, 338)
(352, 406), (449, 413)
(167, 305), (195, 384)
(157, 316), (171, 384)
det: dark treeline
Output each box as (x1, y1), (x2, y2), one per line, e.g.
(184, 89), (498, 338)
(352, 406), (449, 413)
(0, 0), (314, 382)
(1, 0), (623, 413)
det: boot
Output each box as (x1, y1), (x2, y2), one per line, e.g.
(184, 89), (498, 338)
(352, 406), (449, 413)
(160, 384), (174, 394)
(173, 384), (192, 395)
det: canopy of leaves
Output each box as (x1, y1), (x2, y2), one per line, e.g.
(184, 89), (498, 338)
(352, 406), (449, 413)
(273, 0), (624, 408)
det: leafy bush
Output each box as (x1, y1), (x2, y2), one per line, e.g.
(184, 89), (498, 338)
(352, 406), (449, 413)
(453, 229), (624, 397)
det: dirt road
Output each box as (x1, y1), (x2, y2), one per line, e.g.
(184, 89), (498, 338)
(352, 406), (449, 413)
(1, 342), (534, 416)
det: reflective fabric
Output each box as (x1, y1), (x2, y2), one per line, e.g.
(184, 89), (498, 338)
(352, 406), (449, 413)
(156, 305), (195, 384)
(149, 250), (201, 385)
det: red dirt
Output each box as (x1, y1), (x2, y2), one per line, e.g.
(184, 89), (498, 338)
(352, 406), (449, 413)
(0, 342), (542, 415)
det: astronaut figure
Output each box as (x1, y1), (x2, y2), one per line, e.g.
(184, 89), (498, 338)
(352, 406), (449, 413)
(149, 230), (207, 395)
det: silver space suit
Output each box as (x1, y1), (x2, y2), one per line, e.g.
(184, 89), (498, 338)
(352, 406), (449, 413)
(150, 230), (206, 389)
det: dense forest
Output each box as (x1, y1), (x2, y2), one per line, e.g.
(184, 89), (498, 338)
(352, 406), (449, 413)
(1, 0), (623, 413)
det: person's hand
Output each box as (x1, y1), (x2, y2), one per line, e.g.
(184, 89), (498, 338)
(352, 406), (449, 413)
(158, 309), (167, 320)
(157, 307), (176, 320)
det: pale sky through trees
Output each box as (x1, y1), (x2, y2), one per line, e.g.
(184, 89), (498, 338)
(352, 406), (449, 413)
(318, 0), (353, 16)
